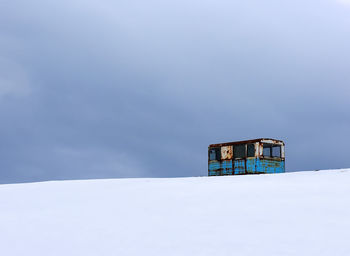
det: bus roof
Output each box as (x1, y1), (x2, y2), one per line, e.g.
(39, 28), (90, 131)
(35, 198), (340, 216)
(209, 138), (284, 148)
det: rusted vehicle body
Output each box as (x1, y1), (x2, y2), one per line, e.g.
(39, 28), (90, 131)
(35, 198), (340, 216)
(208, 138), (285, 176)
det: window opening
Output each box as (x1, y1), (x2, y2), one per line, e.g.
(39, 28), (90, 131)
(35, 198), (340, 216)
(272, 145), (281, 158)
(263, 144), (282, 158)
(247, 144), (255, 157)
(209, 148), (220, 161)
(263, 144), (272, 157)
(234, 144), (246, 159)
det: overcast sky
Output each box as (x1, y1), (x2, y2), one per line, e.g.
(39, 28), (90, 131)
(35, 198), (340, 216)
(1, 0), (350, 183)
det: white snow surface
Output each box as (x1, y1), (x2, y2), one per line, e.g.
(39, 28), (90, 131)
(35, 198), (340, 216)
(1, 169), (350, 256)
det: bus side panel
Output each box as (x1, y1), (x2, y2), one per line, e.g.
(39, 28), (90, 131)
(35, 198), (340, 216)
(246, 158), (257, 174)
(234, 159), (245, 174)
(221, 160), (233, 175)
(208, 161), (221, 176)
(256, 158), (285, 173)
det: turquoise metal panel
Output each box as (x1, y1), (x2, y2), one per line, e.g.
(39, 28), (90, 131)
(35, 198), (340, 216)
(234, 159), (245, 174)
(256, 158), (285, 173)
(209, 158), (284, 175)
(221, 160), (233, 175)
(208, 161), (221, 176)
(246, 158), (256, 174)
(209, 170), (220, 176)
(208, 161), (220, 171)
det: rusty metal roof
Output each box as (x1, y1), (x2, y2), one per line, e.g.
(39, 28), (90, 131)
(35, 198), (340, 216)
(209, 138), (284, 148)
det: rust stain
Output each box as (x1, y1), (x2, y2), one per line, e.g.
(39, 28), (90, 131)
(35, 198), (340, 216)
(221, 146), (233, 160)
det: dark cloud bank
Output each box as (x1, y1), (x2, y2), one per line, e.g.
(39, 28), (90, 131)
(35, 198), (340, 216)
(1, 0), (350, 183)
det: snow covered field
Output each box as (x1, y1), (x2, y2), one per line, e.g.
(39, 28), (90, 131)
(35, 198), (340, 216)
(1, 169), (349, 256)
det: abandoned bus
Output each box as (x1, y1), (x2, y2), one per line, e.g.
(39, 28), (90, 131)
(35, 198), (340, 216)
(208, 138), (285, 176)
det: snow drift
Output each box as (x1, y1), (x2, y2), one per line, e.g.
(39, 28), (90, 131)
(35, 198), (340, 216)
(1, 169), (349, 256)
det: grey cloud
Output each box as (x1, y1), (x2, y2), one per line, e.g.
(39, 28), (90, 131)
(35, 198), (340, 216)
(1, 0), (350, 183)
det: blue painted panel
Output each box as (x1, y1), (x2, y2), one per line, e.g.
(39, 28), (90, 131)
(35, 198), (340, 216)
(246, 158), (256, 174)
(209, 157), (284, 176)
(221, 160), (233, 175)
(256, 159), (285, 173)
(209, 170), (220, 176)
(208, 161), (221, 176)
(234, 159), (245, 174)
(208, 161), (220, 171)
